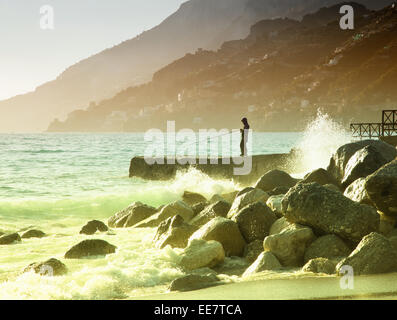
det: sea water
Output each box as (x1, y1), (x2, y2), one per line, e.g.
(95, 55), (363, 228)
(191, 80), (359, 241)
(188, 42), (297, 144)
(0, 116), (353, 299)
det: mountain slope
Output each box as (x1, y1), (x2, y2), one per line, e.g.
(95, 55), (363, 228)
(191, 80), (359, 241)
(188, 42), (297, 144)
(1, 0), (394, 132)
(47, 2), (397, 132)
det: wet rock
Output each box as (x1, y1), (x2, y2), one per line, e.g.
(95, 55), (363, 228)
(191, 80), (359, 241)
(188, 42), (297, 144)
(79, 220), (108, 235)
(169, 274), (220, 292)
(243, 252), (282, 277)
(24, 258), (67, 276)
(191, 202), (207, 217)
(232, 202), (276, 243)
(301, 168), (339, 187)
(108, 202), (157, 228)
(254, 170), (298, 192)
(389, 236), (397, 252)
(365, 159), (397, 217)
(323, 184), (342, 193)
(136, 201), (194, 228)
(209, 194), (225, 204)
(387, 229), (397, 239)
(304, 235), (351, 263)
(190, 201), (231, 227)
(379, 213), (396, 236)
(343, 178), (372, 205)
(182, 191), (207, 206)
(64, 239), (117, 259)
(190, 217), (246, 257)
(263, 224), (315, 267)
(236, 187), (255, 197)
(227, 188), (268, 219)
(266, 195), (284, 217)
(336, 233), (397, 275)
(220, 192), (239, 204)
(243, 240), (264, 263)
(341, 145), (395, 189)
(267, 186), (290, 196)
(179, 239), (225, 271)
(327, 140), (397, 183)
(21, 230), (46, 239)
(210, 192), (238, 205)
(0, 233), (21, 245)
(269, 217), (293, 235)
(153, 215), (197, 249)
(302, 258), (337, 275)
(282, 183), (379, 242)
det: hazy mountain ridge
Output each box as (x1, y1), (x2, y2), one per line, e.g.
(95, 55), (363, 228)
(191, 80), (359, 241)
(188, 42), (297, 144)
(48, 2), (397, 132)
(2, 0), (394, 132)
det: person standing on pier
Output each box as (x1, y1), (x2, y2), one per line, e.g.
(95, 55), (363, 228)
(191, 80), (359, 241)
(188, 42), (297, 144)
(240, 117), (250, 156)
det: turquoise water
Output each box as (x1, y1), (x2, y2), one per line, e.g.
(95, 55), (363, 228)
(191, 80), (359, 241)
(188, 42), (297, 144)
(0, 132), (301, 201)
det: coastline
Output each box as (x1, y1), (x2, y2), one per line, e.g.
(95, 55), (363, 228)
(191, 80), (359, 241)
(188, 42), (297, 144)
(135, 272), (397, 300)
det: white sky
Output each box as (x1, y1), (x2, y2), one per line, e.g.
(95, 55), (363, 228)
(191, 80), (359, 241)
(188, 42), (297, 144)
(0, 0), (186, 100)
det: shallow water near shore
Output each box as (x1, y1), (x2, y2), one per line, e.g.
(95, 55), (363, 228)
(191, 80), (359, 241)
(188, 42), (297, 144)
(0, 118), (356, 299)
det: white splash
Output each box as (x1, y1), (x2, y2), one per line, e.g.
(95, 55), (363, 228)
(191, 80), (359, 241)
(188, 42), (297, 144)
(297, 110), (352, 174)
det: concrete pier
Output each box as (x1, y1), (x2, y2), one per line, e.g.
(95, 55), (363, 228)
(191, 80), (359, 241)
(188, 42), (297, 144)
(129, 152), (302, 185)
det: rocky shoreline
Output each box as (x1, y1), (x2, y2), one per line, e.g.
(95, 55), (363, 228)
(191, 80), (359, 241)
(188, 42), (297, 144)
(2, 139), (397, 296)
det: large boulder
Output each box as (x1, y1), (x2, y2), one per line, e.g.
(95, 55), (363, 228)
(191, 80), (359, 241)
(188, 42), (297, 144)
(231, 202), (276, 243)
(269, 217), (292, 235)
(266, 195), (284, 217)
(182, 191), (207, 206)
(387, 229), (397, 239)
(64, 239), (117, 259)
(209, 191), (238, 205)
(336, 232), (397, 275)
(153, 215), (197, 249)
(24, 258), (67, 276)
(301, 168), (339, 187)
(302, 258), (337, 275)
(236, 187), (255, 197)
(179, 239), (225, 271)
(0, 233), (21, 245)
(389, 236), (397, 252)
(21, 230), (46, 239)
(136, 201), (194, 228)
(191, 202), (207, 216)
(327, 140), (397, 183)
(267, 187), (290, 196)
(343, 178), (372, 205)
(304, 235), (351, 263)
(282, 183), (379, 242)
(379, 212), (396, 236)
(169, 274), (220, 292)
(190, 201), (231, 227)
(263, 223), (315, 267)
(227, 188), (269, 219)
(80, 220), (108, 235)
(365, 159), (397, 217)
(243, 240), (264, 263)
(190, 217), (246, 257)
(254, 170), (298, 192)
(341, 145), (395, 189)
(108, 202), (157, 228)
(243, 252), (282, 277)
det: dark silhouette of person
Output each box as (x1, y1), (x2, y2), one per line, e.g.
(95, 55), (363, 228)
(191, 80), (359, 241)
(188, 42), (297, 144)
(240, 118), (250, 156)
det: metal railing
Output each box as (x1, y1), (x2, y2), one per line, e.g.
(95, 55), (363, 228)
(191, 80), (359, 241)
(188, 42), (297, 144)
(350, 110), (397, 138)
